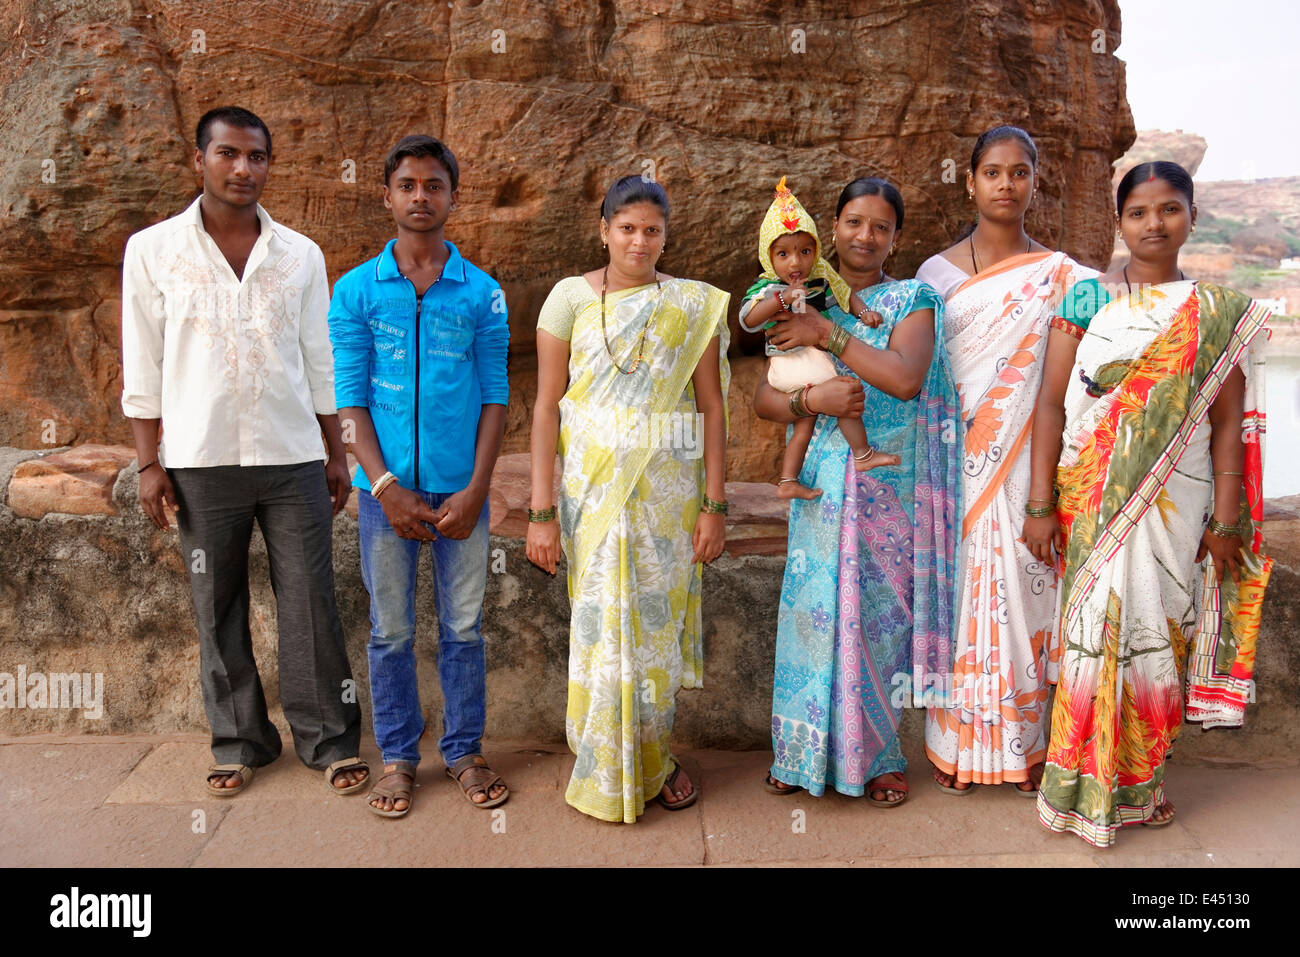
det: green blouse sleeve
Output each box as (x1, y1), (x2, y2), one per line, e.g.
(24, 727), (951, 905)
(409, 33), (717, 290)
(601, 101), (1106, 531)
(1054, 278), (1112, 336)
(537, 277), (595, 342)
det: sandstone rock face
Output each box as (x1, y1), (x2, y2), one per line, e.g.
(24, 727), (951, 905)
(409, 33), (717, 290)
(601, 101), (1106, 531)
(0, 0), (1134, 479)
(1113, 129), (1209, 183)
(8, 443), (136, 518)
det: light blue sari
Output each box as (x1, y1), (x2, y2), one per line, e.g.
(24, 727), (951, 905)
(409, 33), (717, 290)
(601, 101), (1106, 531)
(770, 279), (959, 795)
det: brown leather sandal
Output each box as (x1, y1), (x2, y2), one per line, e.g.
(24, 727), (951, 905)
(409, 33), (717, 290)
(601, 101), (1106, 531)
(867, 771), (909, 808)
(366, 761), (416, 818)
(206, 764), (253, 797)
(325, 757), (370, 795)
(446, 754), (509, 809)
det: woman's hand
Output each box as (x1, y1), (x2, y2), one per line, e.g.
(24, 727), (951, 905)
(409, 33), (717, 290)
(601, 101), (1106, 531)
(526, 518), (562, 575)
(1196, 527), (1243, 583)
(691, 511), (725, 564)
(807, 375), (865, 419)
(767, 311), (829, 352)
(1020, 513), (1063, 565)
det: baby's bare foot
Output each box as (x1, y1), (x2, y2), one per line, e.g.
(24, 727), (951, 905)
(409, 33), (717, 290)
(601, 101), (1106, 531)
(852, 447), (902, 473)
(777, 480), (822, 500)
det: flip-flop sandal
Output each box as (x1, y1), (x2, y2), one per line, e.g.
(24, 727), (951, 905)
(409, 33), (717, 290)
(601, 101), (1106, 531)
(1142, 802), (1176, 827)
(867, 772), (909, 808)
(931, 766), (972, 796)
(325, 757), (370, 795)
(1013, 762), (1045, 798)
(206, 764), (253, 797)
(446, 754), (509, 809)
(367, 762), (416, 818)
(655, 761), (698, 810)
(764, 773), (803, 795)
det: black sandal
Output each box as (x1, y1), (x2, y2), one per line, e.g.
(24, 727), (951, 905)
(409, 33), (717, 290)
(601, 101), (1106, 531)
(655, 762), (698, 810)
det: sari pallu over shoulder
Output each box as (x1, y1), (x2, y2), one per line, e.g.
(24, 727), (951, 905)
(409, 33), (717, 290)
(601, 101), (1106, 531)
(770, 280), (959, 796)
(1039, 281), (1271, 847)
(559, 279), (731, 587)
(926, 250), (1096, 787)
(557, 277), (729, 823)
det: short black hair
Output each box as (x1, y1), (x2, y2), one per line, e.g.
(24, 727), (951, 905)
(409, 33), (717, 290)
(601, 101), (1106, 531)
(196, 106), (271, 158)
(600, 175), (670, 223)
(1116, 160), (1194, 213)
(970, 125), (1038, 172)
(383, 135), (459, 189)
(836, 177), (905, 231)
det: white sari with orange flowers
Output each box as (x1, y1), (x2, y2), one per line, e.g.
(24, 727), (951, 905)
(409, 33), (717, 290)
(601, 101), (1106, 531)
(916, 251), (1095, 786)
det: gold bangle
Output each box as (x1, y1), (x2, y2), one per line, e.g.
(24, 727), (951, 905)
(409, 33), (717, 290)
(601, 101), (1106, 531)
(1207, 517), (1239, 538)
(800, 382), (816, 416)
(528, 506), (557, 523)
(701, 496), (729, 515)
(1213, 471), (1243, 476)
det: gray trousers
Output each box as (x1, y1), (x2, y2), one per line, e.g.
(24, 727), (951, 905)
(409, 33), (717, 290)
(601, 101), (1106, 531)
(170, 462), (360, 769)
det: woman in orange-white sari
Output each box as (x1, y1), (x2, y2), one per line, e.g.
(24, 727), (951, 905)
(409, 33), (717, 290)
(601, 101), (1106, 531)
(916, 126), (1095, 796)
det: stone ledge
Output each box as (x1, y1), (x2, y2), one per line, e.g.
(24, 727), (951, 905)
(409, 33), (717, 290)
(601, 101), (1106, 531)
(9, 444), (136, 519)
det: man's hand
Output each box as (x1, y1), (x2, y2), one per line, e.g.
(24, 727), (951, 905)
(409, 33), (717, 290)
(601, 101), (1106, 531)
(325, 453), (351, 516)
(379, 485), (440, 540)
(138, 464), (178, 530)
(433, 487), (487, 540)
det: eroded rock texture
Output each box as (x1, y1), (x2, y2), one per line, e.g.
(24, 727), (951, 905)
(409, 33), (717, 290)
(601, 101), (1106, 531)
(0, 0), (1133, 478)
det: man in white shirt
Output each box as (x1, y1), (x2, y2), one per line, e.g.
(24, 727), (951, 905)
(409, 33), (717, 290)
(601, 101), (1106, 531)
(120, 106), (368, 798)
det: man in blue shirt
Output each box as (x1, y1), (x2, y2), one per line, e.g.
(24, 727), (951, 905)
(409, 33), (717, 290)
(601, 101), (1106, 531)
(329, 135), (509, 817)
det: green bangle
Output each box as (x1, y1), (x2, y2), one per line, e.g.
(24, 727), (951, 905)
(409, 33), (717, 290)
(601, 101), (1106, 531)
(1024, 503), (1056, 519)
(701, 496), (729, 515)
(826, 324), (850, 358)
(528, 506), (557, 523)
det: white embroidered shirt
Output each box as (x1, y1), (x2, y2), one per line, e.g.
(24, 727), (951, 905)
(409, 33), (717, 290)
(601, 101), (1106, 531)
(120, 197), (336, 467)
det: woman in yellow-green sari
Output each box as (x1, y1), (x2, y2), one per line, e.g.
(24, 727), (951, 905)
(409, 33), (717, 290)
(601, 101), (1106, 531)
(526, 176), (730, 823)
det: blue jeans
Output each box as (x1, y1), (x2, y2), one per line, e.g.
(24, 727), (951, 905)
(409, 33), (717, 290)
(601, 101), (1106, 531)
(358, 489), (489, 766)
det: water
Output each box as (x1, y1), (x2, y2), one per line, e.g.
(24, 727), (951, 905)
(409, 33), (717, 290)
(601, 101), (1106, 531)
(1265, 351), (1300, 498)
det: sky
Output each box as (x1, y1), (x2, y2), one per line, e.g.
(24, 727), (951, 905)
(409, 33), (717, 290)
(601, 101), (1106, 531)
(1118, 0), (1300, 181)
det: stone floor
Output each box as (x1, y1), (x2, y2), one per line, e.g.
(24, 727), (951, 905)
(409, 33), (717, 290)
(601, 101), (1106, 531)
(2, 732), (1295, 867)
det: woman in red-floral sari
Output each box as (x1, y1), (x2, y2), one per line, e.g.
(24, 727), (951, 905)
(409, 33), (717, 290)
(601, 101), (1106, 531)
(1022, 161), (1272, 846)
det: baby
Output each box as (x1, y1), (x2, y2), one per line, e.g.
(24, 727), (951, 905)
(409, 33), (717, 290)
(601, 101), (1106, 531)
(740, 177), (900, 500)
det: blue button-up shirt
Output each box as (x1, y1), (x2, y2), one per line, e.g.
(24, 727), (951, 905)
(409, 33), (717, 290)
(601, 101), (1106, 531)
(329, 239), (509, 493)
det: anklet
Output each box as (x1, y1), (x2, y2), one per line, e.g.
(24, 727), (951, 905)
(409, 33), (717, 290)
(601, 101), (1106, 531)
(777, 477), (799, 485)
(853, 447), (876, 463)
